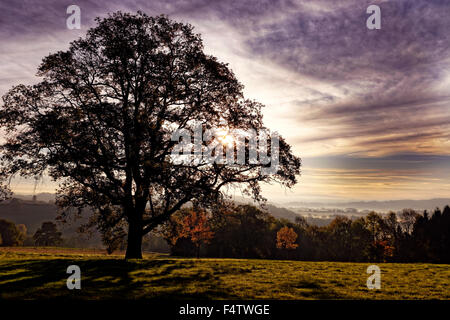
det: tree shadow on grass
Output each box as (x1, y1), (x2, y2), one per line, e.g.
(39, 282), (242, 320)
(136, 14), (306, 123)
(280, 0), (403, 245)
(0, 258), (240, 300)
(283, 278), (350, 299)
(1, 258), (349, 300)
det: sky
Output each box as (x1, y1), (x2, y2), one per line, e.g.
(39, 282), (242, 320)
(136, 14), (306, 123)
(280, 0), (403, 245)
(1, 0), (450, 203)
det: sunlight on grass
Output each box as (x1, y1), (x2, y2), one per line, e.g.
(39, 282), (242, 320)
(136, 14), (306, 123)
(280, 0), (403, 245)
(0, 249), (449, 300)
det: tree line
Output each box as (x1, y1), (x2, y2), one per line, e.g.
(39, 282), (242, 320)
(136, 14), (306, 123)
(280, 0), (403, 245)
(161, 203), (450, 263)
(0, 220), (62, 247)
(2, 203), (449, 263)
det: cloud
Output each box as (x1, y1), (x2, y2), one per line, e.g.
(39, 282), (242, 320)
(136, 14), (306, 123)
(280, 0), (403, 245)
(227, 0), (450, 156)
(261, 153), (450, 202)
(1, 0), (450, 201)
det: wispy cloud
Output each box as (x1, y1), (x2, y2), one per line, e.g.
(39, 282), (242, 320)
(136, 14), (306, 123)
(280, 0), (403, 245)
(1, 0), (450, 201)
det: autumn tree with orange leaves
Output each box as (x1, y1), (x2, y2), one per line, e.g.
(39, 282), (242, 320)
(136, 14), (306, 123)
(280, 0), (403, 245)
(181, 209), (214, 258)
(162, 208), (214, 258)
(276, 226), (298, 258)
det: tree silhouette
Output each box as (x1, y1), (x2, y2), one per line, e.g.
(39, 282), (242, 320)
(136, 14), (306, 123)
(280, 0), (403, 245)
(33, 222), (63, 246)
(0, 219), (23, 246)
(0, 12), (301, 258)
(209, 204), (275, 259)
(400, 209), (419, 234)
(326, 216), (352, 261)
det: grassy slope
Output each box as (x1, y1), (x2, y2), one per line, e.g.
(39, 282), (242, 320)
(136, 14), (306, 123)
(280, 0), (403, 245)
(0, 247), (449, 300)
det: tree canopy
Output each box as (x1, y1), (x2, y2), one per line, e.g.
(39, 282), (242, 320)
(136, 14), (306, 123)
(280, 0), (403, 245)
(33, 221), (63, 246)
(0, 219), (25, 247)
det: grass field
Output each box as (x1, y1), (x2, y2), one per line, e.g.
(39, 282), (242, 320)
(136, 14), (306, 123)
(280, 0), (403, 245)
(0, 247), (449, 300)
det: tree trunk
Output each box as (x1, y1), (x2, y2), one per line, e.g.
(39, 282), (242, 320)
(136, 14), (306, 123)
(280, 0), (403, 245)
(125, 219), (143, 259)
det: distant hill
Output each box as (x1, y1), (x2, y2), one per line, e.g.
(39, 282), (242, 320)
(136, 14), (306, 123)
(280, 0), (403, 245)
(0, 197), (94, 236)
(4, 194), (448, 231)
(13, 193), (56, 203)
(285, 198), (450, 212)
(0, 197), (102, 247)
(18, 193), (450, 212)
(1, 194), (304, 230)
(264, 204), (301, 222)
(0, 198), (58, 232)
(230, 196), (302, 222)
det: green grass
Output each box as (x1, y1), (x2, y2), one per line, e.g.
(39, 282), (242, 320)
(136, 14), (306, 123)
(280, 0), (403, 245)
(0, 248), (449, 300)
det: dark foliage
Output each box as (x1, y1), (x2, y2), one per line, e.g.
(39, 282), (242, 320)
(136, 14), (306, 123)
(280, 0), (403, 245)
(33, 221), (63, 246)
(166, 204), (450, 263)
(0, 218), (25, 246)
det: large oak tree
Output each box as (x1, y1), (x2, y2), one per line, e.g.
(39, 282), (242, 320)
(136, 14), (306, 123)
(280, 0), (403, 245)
(0, 12), (300, 258)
